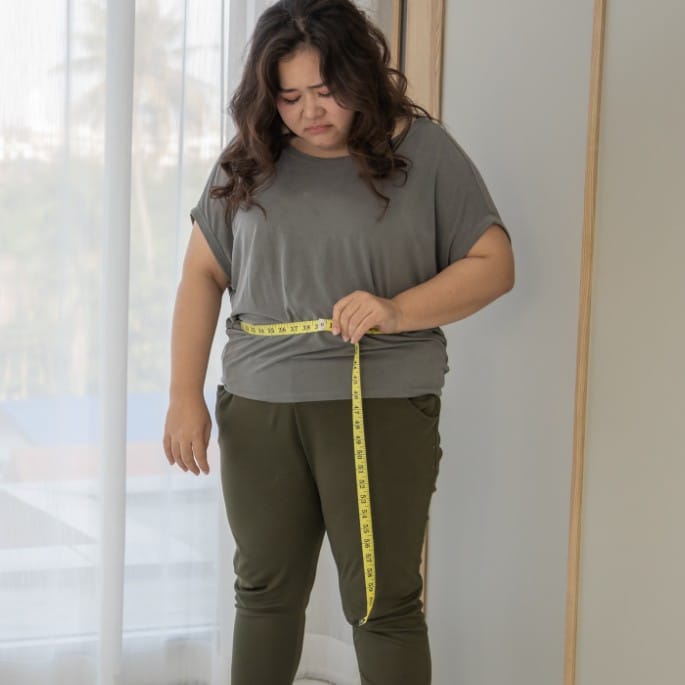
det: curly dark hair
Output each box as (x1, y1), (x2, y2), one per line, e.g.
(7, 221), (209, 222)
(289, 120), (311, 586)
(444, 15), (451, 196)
(209, 0), (438, 223)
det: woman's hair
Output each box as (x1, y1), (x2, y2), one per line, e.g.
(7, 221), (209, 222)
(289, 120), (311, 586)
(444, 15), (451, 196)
(210, 0), (438, 223)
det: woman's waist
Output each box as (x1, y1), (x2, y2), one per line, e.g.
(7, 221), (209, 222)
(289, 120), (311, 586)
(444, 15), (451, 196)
(221, 336), (447, 402)
(221, 331), (447, 377)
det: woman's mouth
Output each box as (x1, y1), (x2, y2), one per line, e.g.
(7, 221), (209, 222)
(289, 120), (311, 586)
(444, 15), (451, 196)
(307, 125), (331, 134)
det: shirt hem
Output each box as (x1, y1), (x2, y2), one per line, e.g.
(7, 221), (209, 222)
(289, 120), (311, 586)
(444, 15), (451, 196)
(219, 383), (443, 403)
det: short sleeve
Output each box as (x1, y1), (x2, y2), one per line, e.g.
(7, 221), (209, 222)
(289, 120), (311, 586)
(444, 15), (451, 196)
(434, 125), (511, 269)
(189, 157), (233, 284)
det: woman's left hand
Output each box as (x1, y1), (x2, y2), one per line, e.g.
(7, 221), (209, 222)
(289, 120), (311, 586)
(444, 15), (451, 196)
(331, 290), (404, 344)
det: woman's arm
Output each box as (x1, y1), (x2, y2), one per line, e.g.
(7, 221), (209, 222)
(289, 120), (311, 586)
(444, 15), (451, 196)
(169, 222), (228, 398)
(163, 221), (228, 475)
(332, 224), (514, 344)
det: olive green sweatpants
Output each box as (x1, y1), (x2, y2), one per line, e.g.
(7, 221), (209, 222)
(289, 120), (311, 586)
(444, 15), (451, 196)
(214, 384), (443, 685)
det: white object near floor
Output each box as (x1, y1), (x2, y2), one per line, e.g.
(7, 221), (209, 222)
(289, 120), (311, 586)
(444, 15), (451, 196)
(294, 631), (360, 685)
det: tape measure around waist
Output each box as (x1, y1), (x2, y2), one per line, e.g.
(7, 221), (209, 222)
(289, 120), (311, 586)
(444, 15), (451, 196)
(238, 317), (381, 626)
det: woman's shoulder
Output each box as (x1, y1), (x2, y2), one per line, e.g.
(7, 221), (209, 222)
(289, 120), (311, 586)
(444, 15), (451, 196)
(391, 115), (446, 157)
(392, 115), (413, 138)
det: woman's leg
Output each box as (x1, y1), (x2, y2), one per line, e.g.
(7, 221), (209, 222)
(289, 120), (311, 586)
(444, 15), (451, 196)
(215, 387), (326, 685)
(295, 394), (442, 685)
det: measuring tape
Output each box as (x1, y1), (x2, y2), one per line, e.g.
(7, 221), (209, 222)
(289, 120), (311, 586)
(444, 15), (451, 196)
(238, 317), (382, 626)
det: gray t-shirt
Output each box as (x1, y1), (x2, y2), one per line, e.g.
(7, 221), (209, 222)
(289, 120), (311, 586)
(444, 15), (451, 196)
(190, 116), (510, 402)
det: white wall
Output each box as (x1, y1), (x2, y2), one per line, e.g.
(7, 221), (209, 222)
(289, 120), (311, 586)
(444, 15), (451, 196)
(576, 1), (685, 683)
(428, 1), (595, 683)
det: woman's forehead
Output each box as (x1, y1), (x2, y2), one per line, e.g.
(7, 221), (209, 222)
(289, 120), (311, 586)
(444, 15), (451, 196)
(277, 47), (326, 90)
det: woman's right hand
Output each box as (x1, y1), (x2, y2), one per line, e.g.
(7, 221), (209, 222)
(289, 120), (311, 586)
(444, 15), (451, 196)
(163, 393), (212, 475)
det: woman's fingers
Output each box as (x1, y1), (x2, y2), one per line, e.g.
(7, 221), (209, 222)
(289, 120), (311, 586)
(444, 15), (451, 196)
(163, 400), (212, 475)
(195, 433), (210, 475)
(180, 440), (200, 475)
(171, 439), (188, 471)
(162, 433), (174, 465)
(336, 303), (361, 341)
(172, 436), (210, 475)
(332, 290), (402, 343)
(333, 294), (403, 343)
(348, 311), (375, 345)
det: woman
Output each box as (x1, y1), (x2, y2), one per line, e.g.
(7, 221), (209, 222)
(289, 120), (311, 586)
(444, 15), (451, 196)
(163, 0), (514, 683)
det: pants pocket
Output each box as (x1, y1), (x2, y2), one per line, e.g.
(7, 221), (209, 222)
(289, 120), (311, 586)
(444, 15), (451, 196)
(215, 384), (234, 424)
(402, 394), (441, 477)
(404, 393), (441, 421)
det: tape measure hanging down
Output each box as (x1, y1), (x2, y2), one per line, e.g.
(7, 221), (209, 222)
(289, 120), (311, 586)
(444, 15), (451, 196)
(238, 317), (381, 626)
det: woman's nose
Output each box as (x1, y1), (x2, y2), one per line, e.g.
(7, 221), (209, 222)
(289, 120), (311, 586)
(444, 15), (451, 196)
(303, 94), (324, 118)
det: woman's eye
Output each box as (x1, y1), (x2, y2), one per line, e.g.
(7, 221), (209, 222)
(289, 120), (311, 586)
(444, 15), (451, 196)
(281, 92), (333, 105)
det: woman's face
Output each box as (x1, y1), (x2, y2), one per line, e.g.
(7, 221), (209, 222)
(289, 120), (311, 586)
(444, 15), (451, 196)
(276, 46), (356, 158)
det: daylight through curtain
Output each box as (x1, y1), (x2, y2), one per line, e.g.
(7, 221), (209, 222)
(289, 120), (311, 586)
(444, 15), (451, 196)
(0, 1), (391, 683)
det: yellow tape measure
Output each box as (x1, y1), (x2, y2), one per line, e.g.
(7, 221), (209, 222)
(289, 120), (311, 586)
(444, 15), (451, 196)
(238, 317), (381, 626)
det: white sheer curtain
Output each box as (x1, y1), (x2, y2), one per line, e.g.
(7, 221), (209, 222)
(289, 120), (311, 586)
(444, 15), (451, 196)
(0, 1), (389, 683)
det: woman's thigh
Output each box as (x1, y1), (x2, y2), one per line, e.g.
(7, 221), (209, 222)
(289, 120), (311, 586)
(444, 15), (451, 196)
(214, 386), (325, 589)
(293, 394), (442, 622)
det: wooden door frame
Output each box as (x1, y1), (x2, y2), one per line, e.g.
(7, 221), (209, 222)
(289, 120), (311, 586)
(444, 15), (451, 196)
(564, 1), (606, 683)
(402, 0), (444, 120)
